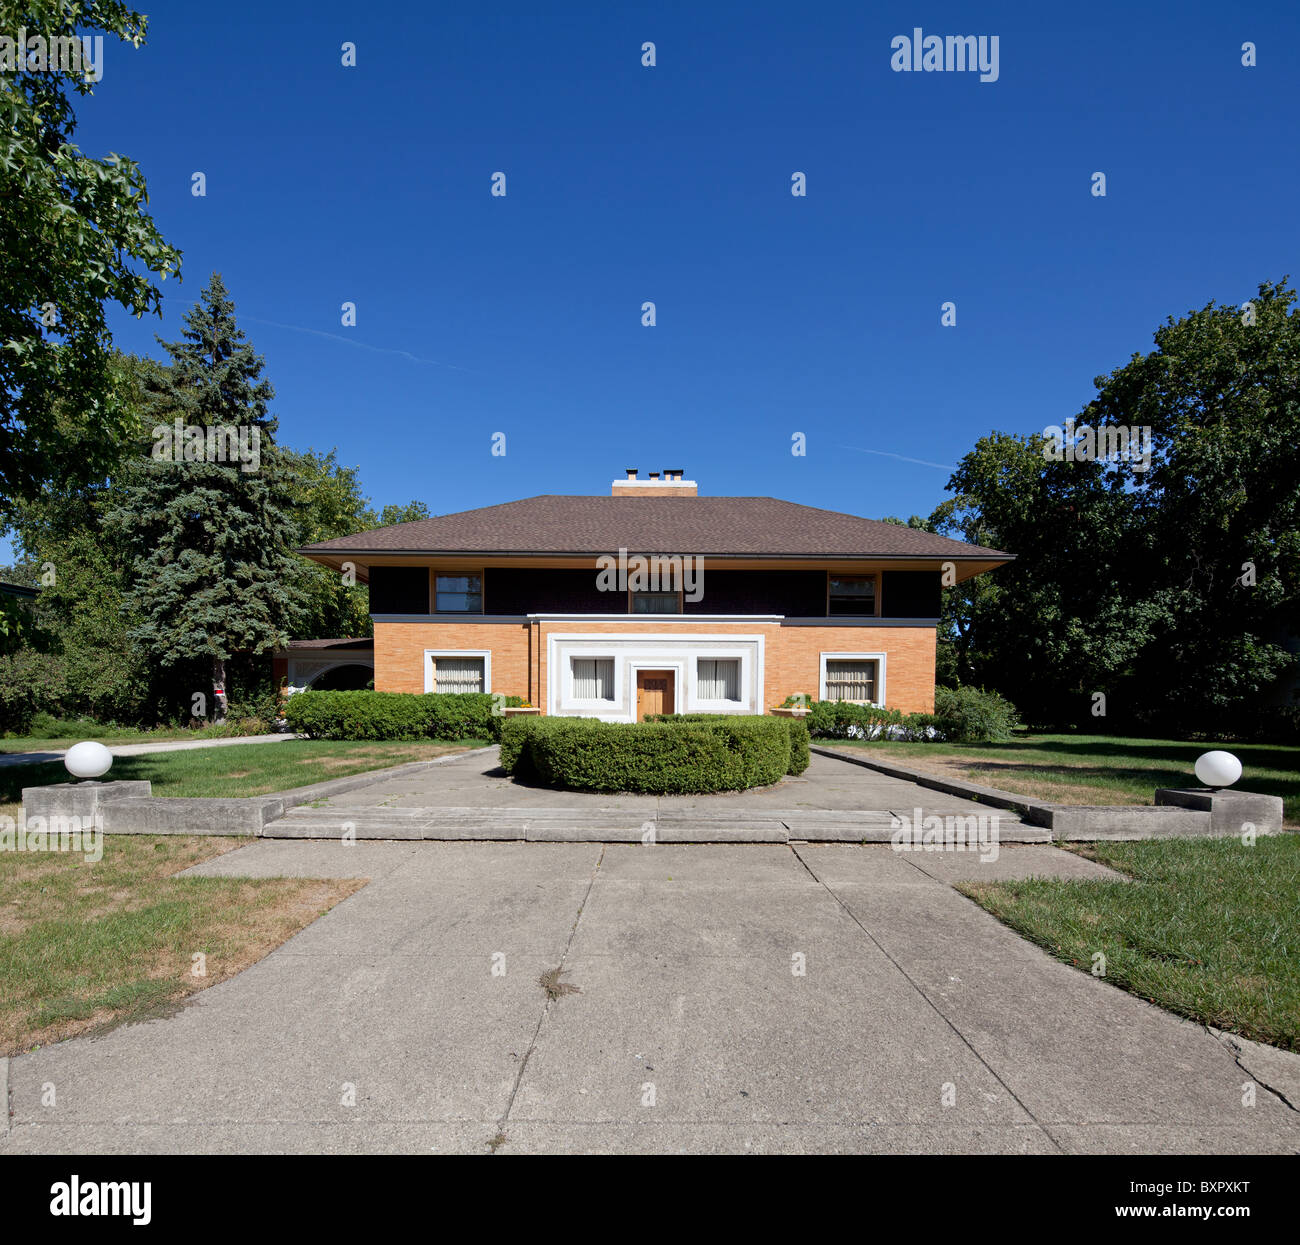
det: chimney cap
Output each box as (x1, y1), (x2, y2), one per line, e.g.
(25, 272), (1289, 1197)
(610, 468), (698, 496)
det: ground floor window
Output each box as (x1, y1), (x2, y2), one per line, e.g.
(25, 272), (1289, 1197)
(572, 656), (615, 700)
(433, 656), (485, 694)
(697, 657), (740, 700)
(824, 658), (877, 703)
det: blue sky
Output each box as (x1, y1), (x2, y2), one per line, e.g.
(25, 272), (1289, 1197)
(39, 1), (1300, 526)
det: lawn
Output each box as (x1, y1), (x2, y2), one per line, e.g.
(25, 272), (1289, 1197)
(823, 733), (1300, 827)
(0, 834), (363, 1056)
(959, 836), (1300, 1051)
(0, 738), (488, 823)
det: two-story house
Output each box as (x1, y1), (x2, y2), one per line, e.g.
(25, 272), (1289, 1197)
(296, 470), (1012, 721)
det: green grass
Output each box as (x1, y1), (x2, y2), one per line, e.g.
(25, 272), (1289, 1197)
(0, 834), (362, 1055)
(960, 836), (1300, 1050)
(0, 738), (488, 816)
(0, 718), (266, 755)
(826, 733), (1300, 827)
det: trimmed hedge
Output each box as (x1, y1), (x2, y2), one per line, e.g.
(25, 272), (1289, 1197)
(645, 713), (809, 776)
(787, 717), (811, 774)
(499, 714), (797, 794)
(284, 690), (522, 741)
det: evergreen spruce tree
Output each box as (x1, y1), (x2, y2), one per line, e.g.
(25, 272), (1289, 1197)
(108, 275), (305, 720)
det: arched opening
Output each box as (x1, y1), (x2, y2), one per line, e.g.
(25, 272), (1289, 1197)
(308, 664), (374, 692)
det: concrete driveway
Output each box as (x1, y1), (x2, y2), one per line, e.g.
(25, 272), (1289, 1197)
(265, 748), (1046, 841)
(3, 840), (1297, 1155)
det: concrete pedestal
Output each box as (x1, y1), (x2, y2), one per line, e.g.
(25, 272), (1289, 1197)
(1153, 788), (1283, 836)
(22, 780), (152, 822)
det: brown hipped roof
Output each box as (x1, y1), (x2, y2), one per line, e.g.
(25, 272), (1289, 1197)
(298, 495), (1012, 561)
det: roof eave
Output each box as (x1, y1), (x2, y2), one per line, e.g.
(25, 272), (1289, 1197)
(296, 547), (1014, 561)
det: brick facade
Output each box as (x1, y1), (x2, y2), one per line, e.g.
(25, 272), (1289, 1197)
(373, 618), (936, 713)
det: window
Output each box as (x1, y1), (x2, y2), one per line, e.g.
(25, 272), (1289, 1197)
(631, 590), (679, 613)
(697, 658), (740, 701)
(824, 659), (877, 703)
(433, 657), (484, 694)
(436, 574), (482, 613)
(572, 657), (615, 701)
(828, 576), (876, 616)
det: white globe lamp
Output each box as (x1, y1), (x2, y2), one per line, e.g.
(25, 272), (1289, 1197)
(1194, 750), (1241, 790)
(64, 740), (114, 782)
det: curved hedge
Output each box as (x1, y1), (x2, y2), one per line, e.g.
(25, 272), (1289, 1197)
(285, 690), (521, 741)
(644, 713), (809, 776)
(500, 714), (802, 794)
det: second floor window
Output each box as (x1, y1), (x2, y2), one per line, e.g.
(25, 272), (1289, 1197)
(631, 590), (679, 613)
(828, 576), (876, 616)
(436, 574), (482, 613)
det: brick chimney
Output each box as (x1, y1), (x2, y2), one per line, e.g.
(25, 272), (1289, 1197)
(611, 467), (698, 497)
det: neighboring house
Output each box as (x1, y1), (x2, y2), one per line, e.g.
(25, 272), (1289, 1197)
(0, 580), (39, 651)
(296, 469), (1013, 722)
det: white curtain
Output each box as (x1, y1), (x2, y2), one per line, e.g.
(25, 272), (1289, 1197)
(697, 658), (740, 700)
(573, 658), (614, 700)
(825, 660), (875, 702)
(434, 657), (484, 694)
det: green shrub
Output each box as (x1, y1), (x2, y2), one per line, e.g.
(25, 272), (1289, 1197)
(794, 688), (1020, 743)
(0, 649), (68, 734)
(500, 714), (794, 794)
(645, 712), (810, 776)
(801, 700), (940, 742)
(786, 717), (811, 774)
(284, 690), (521, 741)
(499, 714), (543, 776)
(932, 685), (1021, 742)
(426, 692), (523, 740)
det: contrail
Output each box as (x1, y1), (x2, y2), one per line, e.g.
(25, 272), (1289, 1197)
(242, 316), (473, 372)
(838, 444), (954, 471)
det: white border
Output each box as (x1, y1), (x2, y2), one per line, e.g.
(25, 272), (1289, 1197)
(546, 631), (765, 721)
(819, 651), (887, 706)
(423, 649), (492, 694)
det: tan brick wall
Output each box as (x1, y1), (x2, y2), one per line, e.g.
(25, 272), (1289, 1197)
(610, 483), (697, 497)
(374, 619), (936, 713)
(768, 625), (936, 713)
(373, 621), (532, 699)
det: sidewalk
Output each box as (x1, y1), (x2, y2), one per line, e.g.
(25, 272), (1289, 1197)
(0, 733), (302, 769)
(4, 840), (1296, 1155)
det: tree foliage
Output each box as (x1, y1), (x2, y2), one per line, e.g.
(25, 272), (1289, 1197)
(105, 274), (303, 714)
(0, 0), (181, 519)
(931, 280), (1300, 735)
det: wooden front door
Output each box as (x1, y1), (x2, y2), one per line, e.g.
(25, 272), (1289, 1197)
(635, 669), (675, 719)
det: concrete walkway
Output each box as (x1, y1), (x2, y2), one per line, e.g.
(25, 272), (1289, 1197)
(4, 840), (1296, 1155)
(265, 749), (1047, 841)
(0, 732), (301, 769)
